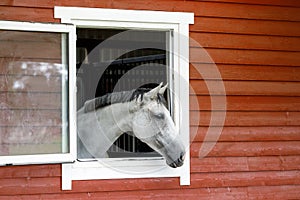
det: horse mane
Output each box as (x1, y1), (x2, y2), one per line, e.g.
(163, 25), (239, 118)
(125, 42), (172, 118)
(83, 88), (166, 113)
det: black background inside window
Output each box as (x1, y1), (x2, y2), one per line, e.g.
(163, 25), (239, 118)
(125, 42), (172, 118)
(76, 28), (169, 157)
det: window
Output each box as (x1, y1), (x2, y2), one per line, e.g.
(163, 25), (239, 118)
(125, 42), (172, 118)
(55, 6), (194, 190)
(0, 21), (76, 165)
(76, 28), (170, 158)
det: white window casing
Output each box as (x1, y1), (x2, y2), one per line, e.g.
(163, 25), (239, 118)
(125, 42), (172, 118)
(0, 20), (77, 166)
(55, 6), (194, 190)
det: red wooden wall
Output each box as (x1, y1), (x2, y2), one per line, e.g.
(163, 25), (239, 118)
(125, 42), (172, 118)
(1, 0), (300, 199)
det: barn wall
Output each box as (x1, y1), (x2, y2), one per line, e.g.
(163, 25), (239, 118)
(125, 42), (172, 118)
(0, 0), (300, 199)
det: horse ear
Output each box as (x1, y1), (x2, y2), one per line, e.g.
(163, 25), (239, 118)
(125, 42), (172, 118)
(159, 83), (168, 95)
(144, 82), (163, 100)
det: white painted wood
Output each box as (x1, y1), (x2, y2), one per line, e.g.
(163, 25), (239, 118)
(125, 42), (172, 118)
(0, 154), (74, 166)
(55, 7), (194, 24)
(68, 23), (78, 161)
(62, 163), (73, 190)
(178, 23), (191, 186)
(0, 20), (73, 33)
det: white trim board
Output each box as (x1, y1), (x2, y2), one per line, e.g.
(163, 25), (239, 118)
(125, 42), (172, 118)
(54, 7), (194, 24)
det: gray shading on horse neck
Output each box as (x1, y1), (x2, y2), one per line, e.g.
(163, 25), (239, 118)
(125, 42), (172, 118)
(77, 84), (186, 168)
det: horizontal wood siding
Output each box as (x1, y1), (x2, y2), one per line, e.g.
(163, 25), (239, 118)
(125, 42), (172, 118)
(0, 0), (299, 199)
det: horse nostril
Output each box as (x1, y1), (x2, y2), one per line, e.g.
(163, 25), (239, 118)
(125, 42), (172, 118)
(180, 153), (186, 162)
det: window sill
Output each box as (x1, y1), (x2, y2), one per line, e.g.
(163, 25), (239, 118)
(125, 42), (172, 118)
(62, 157), (190, 190)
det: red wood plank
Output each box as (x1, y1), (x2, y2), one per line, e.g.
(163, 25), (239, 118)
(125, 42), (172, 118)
(190, 171), (300, 188)
(0, 0), (54, 8)
(190, 2), (300, 21)
(191, 156), (300, 173)
(248, 185), (300, 200)
(190, 80), (300, 96)
(190, 0), (300, 7)
(247, 156), (300, 171)
(2, 185), (299, 200)
(191, 157), (249, 172)
(191, 141), (300, 157)
(0, 177), (62, 195)
(0, 187), (249, 200)
(191, 17), (300, 36)
(190, 126), (300, 142)
(190, 32), (300, 51)
(0, 164), (61, 179)
(190, 64), (300, 81)
(190, 96), (300, 111)
(0, 6), (58, 23)
(0, 0), (12, 5)
(56, 0), (114, 9)
(190, 111), (300, 126)
(190, 48), (300, 66)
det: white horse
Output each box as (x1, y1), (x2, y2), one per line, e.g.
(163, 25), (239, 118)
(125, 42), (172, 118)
(77, 83), (185, 168)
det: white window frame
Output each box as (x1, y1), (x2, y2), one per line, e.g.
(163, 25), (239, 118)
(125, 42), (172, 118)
(0, 20), (77, 166)
(55, 6), (194, 190)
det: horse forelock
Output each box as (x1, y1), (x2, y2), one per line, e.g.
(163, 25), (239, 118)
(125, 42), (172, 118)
(83, 88), (166, 113)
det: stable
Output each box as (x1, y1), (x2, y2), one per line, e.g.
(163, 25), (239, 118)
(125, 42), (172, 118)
(0, 0), (300, 199)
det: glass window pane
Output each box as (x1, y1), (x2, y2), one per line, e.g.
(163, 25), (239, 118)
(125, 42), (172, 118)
(0, 30), (68, 156)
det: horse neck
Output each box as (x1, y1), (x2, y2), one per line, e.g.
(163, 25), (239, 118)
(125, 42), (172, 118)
(98, 102), (134, 139)
(77, 101), (134, 158)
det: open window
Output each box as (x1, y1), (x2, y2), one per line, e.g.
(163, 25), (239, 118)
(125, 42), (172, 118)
(55, 6), (194, 190)
(76, 28), (171, 158)
(0, 21), (76, 165)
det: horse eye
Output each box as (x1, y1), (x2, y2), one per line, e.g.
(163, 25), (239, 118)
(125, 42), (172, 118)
(155, 113), (165, 119)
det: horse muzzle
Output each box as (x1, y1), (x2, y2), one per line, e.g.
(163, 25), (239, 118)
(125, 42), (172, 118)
(167, 152), (185, 168)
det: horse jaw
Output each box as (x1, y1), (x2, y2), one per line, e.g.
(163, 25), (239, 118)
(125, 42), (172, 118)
(131, 101), (186, 168)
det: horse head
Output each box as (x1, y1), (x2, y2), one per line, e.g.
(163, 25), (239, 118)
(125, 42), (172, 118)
(131, 83), (186, 168)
